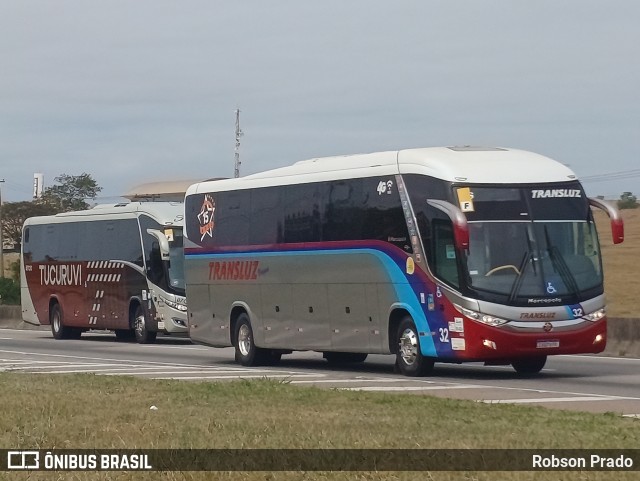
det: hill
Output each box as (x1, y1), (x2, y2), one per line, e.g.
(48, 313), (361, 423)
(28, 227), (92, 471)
(597, 208), (639, 318)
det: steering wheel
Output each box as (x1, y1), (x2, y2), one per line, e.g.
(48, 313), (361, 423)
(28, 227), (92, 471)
(485, 265), (521, 276)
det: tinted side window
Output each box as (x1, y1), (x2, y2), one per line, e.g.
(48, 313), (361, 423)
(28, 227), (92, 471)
(323, 179), (363, 241)
(361, 177), (412, 252)
(432, 219), (459, 287)
(215, 190), (250, 246)
(404, 175), (460, 287)
(139, 215), (165, 284)
(22, 219), (143, 265)
(23, 224), (64, 262)
(284, 183), (323, 243)
(250, 187), (284, 245)
(77, 219), (144, 265)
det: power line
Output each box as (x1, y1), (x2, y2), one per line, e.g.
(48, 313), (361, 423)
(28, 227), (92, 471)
(579, 168), (640, 183)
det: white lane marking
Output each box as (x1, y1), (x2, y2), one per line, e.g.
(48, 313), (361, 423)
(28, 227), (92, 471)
(2, 363), (122, 371)
(1, 361), (322, 377)
(99, 369), (325, 379)
(1, 365), (209, 373)
(0, 338), (13, 340)
(150, 374), (324, 380)
(138, 344), (209, 350)
(0, 348), (236, 369)
(480, 396), (622, 404)
(289, 378), (403, 384)
(341, 385), (482, 392)
(560, 354), (640, 363)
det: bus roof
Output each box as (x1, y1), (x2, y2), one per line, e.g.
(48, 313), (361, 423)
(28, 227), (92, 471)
(24, 201), (185, 227)
(186, 146), (578, 195)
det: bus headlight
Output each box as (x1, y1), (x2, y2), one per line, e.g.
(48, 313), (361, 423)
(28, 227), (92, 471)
(454, 305), (509, 327)
(584, 308), (605, 322)
(162, 297), (188, 312)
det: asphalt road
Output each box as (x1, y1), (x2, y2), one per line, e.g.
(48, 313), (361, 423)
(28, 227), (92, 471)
(1, 328), (639, 417)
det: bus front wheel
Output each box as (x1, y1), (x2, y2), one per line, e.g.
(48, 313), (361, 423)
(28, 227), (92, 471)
(133, 304), (157, 344)
(395, 317), (434, 377)
(512, 356), (547, 375)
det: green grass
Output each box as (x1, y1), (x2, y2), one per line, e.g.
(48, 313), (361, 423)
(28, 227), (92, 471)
(1, 373), (639, 480)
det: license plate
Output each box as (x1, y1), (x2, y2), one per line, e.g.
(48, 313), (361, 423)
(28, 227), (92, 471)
(157, 321), (165, 331)
(537, 340), (560, 349)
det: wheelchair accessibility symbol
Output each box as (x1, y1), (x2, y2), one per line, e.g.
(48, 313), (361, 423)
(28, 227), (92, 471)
(546, 282), (557, 294)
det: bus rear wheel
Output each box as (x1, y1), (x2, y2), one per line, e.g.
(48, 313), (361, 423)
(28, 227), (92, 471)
(50, 303), (80, 340)
(234, 313), (272, 366)
(512, 356), (547, 375)
(133, 305), (157, 344)
(395, 317), (434, 377)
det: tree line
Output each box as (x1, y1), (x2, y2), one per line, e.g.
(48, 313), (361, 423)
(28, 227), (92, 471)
(1, 173), (101, 304)
(2, 173), (101, 249)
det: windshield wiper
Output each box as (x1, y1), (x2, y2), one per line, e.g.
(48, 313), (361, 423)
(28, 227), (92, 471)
(543, 226), (579, 298)
(508, 251), (531, 303)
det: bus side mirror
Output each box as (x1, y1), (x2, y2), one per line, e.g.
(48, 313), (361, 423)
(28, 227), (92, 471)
(426, 199), (470, 251)
(147, 229), (171, 260)
(588, 197), (624, 245)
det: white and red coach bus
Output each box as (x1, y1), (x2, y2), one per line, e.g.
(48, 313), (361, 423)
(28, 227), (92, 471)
(20, 202), (187, 343)
(184, 146), (624, 375)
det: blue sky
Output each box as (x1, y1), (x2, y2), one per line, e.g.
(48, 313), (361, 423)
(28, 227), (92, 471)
(1, 1), (638, 202)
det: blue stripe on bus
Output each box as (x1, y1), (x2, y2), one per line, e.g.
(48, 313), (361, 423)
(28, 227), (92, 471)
(185, 247), (437, 357)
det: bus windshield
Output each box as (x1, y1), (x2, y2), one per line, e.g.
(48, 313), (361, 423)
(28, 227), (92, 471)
(456, 184), (603, 304)
(167, 228), (185, 293)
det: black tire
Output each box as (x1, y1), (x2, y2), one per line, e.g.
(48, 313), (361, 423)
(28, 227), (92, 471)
(512, 356), (547, 375)
(50, 303), (79, 340)
(264, 351), (283, 366)
(234, 313), (269, 366)
(133, 304), (157, 344)
(323, 352), (368, 364)
(115, 329), (135, 341)
(395, 316), (434, 377)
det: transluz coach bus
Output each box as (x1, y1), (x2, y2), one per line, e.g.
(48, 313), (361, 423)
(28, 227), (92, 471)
(183, 147), (623, 375)
(21, 202), (187, 343)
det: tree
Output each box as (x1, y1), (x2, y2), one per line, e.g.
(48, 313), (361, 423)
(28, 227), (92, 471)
(1, 201), (58, 247)
(40, 173), (102, 212)
(0, 277), (19, 305)
(617, 191), (638, 210)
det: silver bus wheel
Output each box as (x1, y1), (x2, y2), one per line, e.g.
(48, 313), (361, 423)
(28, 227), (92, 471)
(234, 313), (271, 366)
(395, 317), (434, 377)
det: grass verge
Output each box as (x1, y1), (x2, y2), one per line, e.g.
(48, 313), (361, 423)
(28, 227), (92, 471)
(1, 373), (638, 481)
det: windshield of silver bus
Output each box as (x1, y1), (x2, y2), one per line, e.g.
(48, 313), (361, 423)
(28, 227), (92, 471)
(167, 228), (185, 293)
(457, 184), (603, 304)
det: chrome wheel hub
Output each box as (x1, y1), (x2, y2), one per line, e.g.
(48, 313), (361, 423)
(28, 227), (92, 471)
(399, 328), (419, 365)
(135, 315), (145, 336)
(238, 324), (252, 356)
